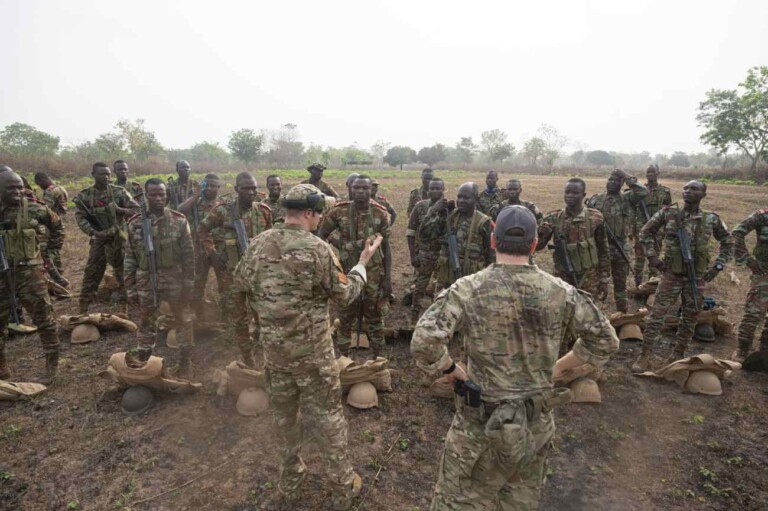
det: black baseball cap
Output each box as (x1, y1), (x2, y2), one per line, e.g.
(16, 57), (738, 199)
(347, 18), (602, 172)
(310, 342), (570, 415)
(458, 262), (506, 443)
(494, 205), (537, 244)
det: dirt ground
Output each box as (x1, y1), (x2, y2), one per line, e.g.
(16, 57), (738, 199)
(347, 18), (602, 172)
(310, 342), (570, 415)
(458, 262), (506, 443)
(1, 172), (767, 511)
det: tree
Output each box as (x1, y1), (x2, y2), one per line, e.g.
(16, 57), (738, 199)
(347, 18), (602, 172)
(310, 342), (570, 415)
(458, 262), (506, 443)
(522, 137), (546, 167)
(417, 144), (447, 166)
(585, 150), (615, 167)
(342, 145), (373, 165)
(0, 122), (60, 156)
(383, 146), (416, 170)
(454, 137), (478, 164)
(536, 124), (568, 167)
(228, 129), (263, 166)
(188, 141), (230, 164)
(113, 119), (163, 160)
(668, 151), (691, 167)
(370, 140), (391, 165)
(480, 129), (514, 163)
(697, 66), (768, 172)
(265, 124), (304, 167)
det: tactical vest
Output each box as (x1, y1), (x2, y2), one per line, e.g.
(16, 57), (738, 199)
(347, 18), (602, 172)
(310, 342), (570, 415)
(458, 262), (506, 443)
(223, 200), (267, 271)
(556, 210), (600, 274)
(753, 211), (768, 263)
(85, 185), (122, 230)
(0, 198), (42, 264)
(437, 210), (488, 283)
(136, 211), (181, 271)
(665, 210), (711, 275)
(339, 203), (383, 266)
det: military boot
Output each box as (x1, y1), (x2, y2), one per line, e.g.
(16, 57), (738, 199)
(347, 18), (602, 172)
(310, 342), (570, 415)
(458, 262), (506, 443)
(0, 348), (10, 380)
(631, 349), (653, 373)
(47, 264), (70, 288)
(78, 299), (90, 315)
(41, 352), (59, 385)
(665, 344), (687, 365)
(240, 348), (256, 369)
(332, 473), (363, 511)
(176, 347), (193, 379)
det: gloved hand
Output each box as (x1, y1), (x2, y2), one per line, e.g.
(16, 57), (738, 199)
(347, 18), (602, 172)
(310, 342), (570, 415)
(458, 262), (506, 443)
(648, 256), (668, 273)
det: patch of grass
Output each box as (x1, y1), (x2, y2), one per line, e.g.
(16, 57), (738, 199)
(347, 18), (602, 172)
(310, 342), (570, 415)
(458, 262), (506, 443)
(723, 455), (744, 466)
(702, 482), (731, 498)
(2, 425), (23, 440)
(362, 430), (376, 443)
(699, 467), (717, 480)
(0, 470), (14, 483)
(684, 415), (705, 425)
(67, 502), (79, 510)
(398, 438), (410, 451)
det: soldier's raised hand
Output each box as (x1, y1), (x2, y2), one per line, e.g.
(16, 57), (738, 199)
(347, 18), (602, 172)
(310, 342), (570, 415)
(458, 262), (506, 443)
(358, 234), (383, 266)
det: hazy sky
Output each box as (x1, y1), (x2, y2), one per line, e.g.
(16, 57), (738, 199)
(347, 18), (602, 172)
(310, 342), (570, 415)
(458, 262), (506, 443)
(2, 0), (767, 156)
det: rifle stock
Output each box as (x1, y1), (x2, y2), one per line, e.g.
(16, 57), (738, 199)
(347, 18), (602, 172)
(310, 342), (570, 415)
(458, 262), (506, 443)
(446, 218), (462, 281)
(550, 234), (580, 288)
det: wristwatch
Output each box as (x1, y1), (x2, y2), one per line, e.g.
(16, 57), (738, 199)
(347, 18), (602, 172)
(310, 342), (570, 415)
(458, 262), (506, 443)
(442, 362), (456, 375)
(714, 262), (724, 272)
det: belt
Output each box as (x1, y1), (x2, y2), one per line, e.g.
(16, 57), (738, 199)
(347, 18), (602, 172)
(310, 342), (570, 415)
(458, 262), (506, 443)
(479, 388), (572, 421)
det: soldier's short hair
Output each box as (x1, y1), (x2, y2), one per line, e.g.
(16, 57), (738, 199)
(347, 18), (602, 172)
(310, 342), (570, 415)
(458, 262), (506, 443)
(144, 178), (166, 192)
(92, 162), (109, 173)
(567, 178), (586, 193)
(235, 171), (256, 185)
(266, 174), (281, 182)
(354, 174), (372, 184)
(34, 172), (49, 182)
(506, 178), (521, 186)
(204, 173), (220, 181)
(113, 159), (127, 166)
(429, 178), (445, 188)
(422, 167), (434, 175)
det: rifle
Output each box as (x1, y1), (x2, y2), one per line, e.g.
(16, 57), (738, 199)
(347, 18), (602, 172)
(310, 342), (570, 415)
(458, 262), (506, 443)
(446, 213), (462, 281)
(604, 222), (636, 275)
(73, 196), (106, 232)
(676, 212), (699, 311)
(0, 237), (20, 325)
(638, 200), (651, 224)
(140, 200), (160, 344)
(230, 202), (250, 257)
(550, 234), (580, 288)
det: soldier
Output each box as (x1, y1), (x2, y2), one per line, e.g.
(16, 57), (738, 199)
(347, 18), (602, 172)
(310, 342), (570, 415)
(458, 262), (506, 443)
(411, 206), (619, 510)
(586, 169), (648, 313)
(344, 173), (360, 200)
(113, 160), (145, 205)
(537, 178), (610, 300)
(301, 163), (339, 198)
(633, 164), (672, 284)
(167, 160), (199, 210)
(234, 184), (382, 510)
(477, 169), (503, 216)
(407, 167), (434, 216)
(260, 175), (286, 224)
(0, 170), (63, 383)
(319, 175), (392, 357)
(33, 172), (68, 216)
(124, 179), (195, 374)
(419, 182), (494, 293)
(632, 181), (733, 372)
(489, 178), (543, 223)
(729, 210), (768, 360)
(407, 178), (445, 321)
(371, 179), (397, 226)
(177, 174), (224, 316)
(197, 172), (272, 367)
(74, 162), (138, 313)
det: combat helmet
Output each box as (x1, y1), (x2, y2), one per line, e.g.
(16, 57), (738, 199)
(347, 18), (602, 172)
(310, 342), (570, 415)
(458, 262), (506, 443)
(236, 388), (270, 416)
(619, 323), (643, 342)
(694, 323), (715, 343)
(71, 324), (100, 344)
(121, 385), (155, 416)
(346, 382), (378, 409)
(570, 377), (602, 403)
(684, 371), (722, 396)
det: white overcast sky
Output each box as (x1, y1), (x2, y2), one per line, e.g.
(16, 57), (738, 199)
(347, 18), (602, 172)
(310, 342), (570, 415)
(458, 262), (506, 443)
(1, 0), (766, 155)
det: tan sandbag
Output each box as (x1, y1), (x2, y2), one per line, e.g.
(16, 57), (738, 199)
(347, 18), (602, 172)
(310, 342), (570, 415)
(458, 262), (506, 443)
(59, 313), (138, 333)
(100, 352), (202, 394)
(336, 356), (393, 392)
(631, 278), (660, 297)
(0, 381), (47, 400)
(553, 363), (600, 387)
(225, 361), (267, 396)
(609, 309), (648, 328)
(428, 362), (467, 399)
(663, 307), (728, 330)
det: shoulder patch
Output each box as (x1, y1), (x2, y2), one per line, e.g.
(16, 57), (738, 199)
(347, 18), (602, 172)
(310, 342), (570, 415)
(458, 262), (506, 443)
(372, 201), (388, 212)
(168, 209), (187, 218)
(258, 202), (272, 212)
(334, 200), (352, 208)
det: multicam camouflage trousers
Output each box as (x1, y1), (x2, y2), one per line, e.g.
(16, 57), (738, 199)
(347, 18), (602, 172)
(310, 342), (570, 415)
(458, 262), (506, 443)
(268, 364), (356, 509)
(609, 241), (630, 313)
(412, 253), (439, 318)
(80, 234), (125, 306)
(0, 265), (59, 356)
(642, 272), (705, 355)
(430, 399), (555, 511)
(132, 270), (192, 349)
(337, 267), (385, 354)
(737, 272), (768, 352)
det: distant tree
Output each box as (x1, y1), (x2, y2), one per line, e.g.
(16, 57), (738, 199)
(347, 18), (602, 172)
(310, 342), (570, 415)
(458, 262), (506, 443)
(480, 129), (514, 163)
(370, 140), (391, 165)
(188, 141), (230, 164)
(570, 150), (586, 166)
(536, 124), (568, 167)
(417, 144), (447, 166)
(654, 154), (669, 166)
(0, 122), (60, 156)
(228, 129), (263, 166)
(585, 150), (615, 167)
(522, 137), (546, 167)
(454, 137), (478, 164)
(93, 132), (127, 157)
(697, 66), (768, 172)
(627, 151), (652, 169)
(266, 124), (304, 167)
(113, 119), (163, 160)
(342, 145), (373, 165)
(383, 146), (417, 170)
(668, 151), (691, 167)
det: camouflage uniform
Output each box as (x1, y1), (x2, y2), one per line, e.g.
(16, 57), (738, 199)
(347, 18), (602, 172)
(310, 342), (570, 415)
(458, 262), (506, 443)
(536, 208), (610, 296)
(407, 186), (429, 217)
(41, 184), (68, 216)
(420, 208), (495, 292)
(197, 198), (272, 363)
(732, 209), (768, 353)
(74, 184), (137, 310)
(0, 198), (63, 377)
(167, 177), (199, 210)
(640, 207), (733, 357)
(261, 194), (287, 224)
(320, 201), (391, 354)
(407, 198), (442, 315)
(477, 187), (503, 216)
(373, 193), (396, 225)
(586, 180), (648, 312)
(633, 183), (672, 279)
(124, 208), (195, 348)
(234, 222), (367, 509)
(300, 178), (339, 198)
(183, 195), (224, 315)
(489, 199), (543, 223)
(116, 180), (145, 206)
(411, 264), (619, 511)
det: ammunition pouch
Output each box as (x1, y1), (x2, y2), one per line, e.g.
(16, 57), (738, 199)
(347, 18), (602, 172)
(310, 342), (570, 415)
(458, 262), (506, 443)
(0, 228), (41, 264)
(565, 238), (599, 273)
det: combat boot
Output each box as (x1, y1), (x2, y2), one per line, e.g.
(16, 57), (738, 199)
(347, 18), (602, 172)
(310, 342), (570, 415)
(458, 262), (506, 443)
(332, 473), (363, 511)
(630, 349), (653, 373)
(665, 344), (687, 365)
(240, 348), (256, 369)
(730, 347), (749, 363)
(0, 348), (10, 380)
(47, 264), (70, 288)
(41, 352), (59, 385)
(176, 347), (193, 379)
(78, 299), (90, 315)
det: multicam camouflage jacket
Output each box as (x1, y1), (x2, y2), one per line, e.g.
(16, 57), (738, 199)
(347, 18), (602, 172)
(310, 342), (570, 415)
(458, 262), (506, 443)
(586, 181), (648, 239)
(733, 208), (768, 265)
(0, 198), (63, 265)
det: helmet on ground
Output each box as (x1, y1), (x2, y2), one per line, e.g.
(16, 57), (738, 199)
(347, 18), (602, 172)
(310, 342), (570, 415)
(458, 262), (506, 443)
(347, 382), (378, 409)
(569, 377), (602, 403)
(743, 351), (768, 373)
(71, 324), (100, 344)
(619, 324), (643, 342)
(236, 388), (270, 416)
(694, 323), (715, 343)
(684, 370), (722, 395)
(121, 385), (155, 416)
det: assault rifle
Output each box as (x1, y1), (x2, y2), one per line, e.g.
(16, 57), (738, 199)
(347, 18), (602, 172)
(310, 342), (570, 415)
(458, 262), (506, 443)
(140, 200), (160, 344)
(446, 207), (462, 281)
(73, 196), (106, 232)
(550, 234), (580, 288)
(638, 200), (651, 224)
(231, 202), (250, 257)
(604, 223), (636, 275)
(0, 237), (20, 325)
(676, 214), (699, 311)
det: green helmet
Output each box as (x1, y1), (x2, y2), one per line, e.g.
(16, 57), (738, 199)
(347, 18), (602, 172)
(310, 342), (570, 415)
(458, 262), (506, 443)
(121, 386), (155, 416)
(694, 323), (715, 343)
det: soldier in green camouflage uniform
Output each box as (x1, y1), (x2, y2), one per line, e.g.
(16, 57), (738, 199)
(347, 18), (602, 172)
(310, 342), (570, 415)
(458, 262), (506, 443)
(586, 169), (648, 313)
(167, 160), (199, 210)
(261, 175), (287, 224)
(33, 172), (69, 279)
(632, 181), (733, 372)
(197, 172), (272, 367)
(124, 179), (195, 373)
(536, 178), (610, 300)
(301, 163), (339, 198)
(411, 205), (619, 511)
(74, 162), (139, 313)
(408, 178), (445, 321)
(0, 170), (63, 383)
(234, 184), (382, 510)
(113, 160), (145, 206)
(632, 164), (672, 284)
(319, 175), (392, 356)
(407, 167), (434, 216)
(731, 208), (768, 359)
(477, 170), (503, 216)
(371, 179), (397, 226)
(488, 179), (543, 223)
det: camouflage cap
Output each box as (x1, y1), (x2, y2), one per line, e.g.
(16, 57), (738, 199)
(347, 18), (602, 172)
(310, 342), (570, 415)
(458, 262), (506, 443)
(494, 205), (537, 244)
(307, 162), (326, 172)
(282, 184), (326, 213)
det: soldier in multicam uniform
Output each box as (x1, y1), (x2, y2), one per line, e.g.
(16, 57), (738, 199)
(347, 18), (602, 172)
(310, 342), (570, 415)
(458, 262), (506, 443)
(234, 184), (382, 510)
(407, 167), (434, 217)
(197, 172), (272, 367)
(260, 175), (287, 224)
(420, 182), (495, 293)
(729, 209), (768, 360)
(319, 175), (392, 357)
(536, 178), (610, 300)
(0, 170), (63, 383)
(167, 160), (199, 210)
(632, 181), (733, 372)
(371, 179), (397, 226)
(632, 164), (672, 284)
(301, 163), (339, 198)
(586, 169), (648, 313)
(407, 178), (445, 321)
(113, 160), (145, 206)
(488, 178), (543, 223)
(124, 179), (195, 374)
(411, 206), (619, 511)
(74, 162), (139, 313)
(476, 169), (503, 216)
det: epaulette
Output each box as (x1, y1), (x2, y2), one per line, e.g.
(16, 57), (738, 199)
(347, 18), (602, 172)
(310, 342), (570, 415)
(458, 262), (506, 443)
(169, 209), (187, 219)
(372, 201), (388, 213)
(257, 202), (272, 213)
(334, 200), (352, 208)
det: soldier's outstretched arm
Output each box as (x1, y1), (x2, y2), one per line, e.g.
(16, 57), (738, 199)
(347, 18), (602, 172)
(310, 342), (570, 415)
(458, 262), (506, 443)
(733, 211), (764, 265)
(411, 284), (467, 374)
(536, 214), (555, 251)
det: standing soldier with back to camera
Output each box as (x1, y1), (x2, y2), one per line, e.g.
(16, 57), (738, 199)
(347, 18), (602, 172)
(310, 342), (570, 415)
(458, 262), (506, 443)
(74, 162), (138, 313)
(301, 163), (339, 198)
(167, 160), (199, 211)
(586, 169), (648, 313)
(319, 175), (392, 357)
(489, 178), (543, 223)
(124, 179), (195, 375)
(632, 181), (733, 372)
(197, 172), (272, 367)
(633, 164), (672, 284)
(477, 169), (504, 216)
(411, 205), (619, 511)
(408, 167), (435, 217)
(113, 160), (145, 206)
(0, 169), (64, 384)
(235, 184), (383, 510)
